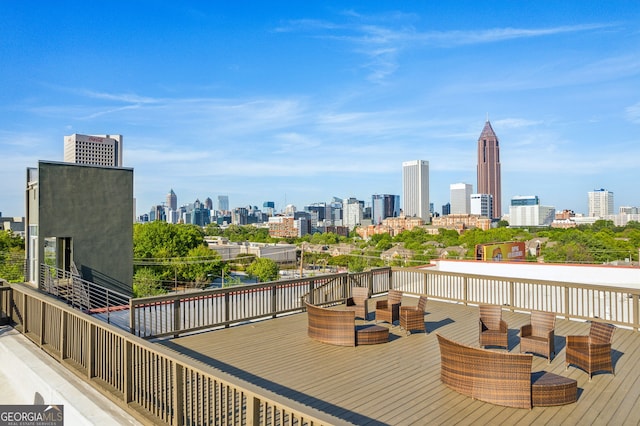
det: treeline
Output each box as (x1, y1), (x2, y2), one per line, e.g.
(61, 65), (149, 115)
(2, 220), (638, 294)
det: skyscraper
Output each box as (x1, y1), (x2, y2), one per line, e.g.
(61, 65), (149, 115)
(402, 160), (430, 223)
(476, 120), (501, 218)
(372, 194), (400, 225)
(588, 189), (614, 217)
(450, 183), (472, 215)
(64, 133), (123, 167)
(470, 193), (493, 218)
(218, 195), (229, 212)
(166, 189), (177, 211)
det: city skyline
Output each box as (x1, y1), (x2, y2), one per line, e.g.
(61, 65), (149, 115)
(1, 2), (640, 217)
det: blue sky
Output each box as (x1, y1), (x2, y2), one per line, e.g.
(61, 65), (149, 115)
(1, 1), (639, 218)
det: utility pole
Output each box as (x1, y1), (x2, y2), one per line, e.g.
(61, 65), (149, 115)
(299, 245), (304, 278)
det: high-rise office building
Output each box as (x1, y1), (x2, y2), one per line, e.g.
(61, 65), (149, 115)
(64, 133), (123, 167)
(450, 183), (473, 215)
(166, 189), (177, 211)
(402, 160), (430, 223)
(218, 195), (229, 212)
(588, 189), (614, 217)
(476, 121), (501, 219)
(509, 195), (555, 227)
(204, 197), (213, 210)
(372, 194), (400, 225)
(342, 197), (363, 229)
(470, 193), (493, 218)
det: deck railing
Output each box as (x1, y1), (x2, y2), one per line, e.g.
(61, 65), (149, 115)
(40, 264), (130, 324)
(392, 267), (640, 331)
(6, 282), (341, 426)
(3, 265), (640, 425)
(0, 281), (10, 325)
(131, 268), (393, 338)
(131, 265), (640, 339)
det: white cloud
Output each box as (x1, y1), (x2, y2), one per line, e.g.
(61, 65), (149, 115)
(626, 102), (640, 123)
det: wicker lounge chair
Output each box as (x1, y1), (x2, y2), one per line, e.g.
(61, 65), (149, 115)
(520, 310), (556, 362)
(566, 321), (616, 380)
(345, 286), (370, 319)
(376, 289), (403, 324)
(479, 304), (509, 349)
(400, 296), (428, 335)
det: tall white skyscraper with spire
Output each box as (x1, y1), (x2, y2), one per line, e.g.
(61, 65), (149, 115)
(402, 160), (430, 223)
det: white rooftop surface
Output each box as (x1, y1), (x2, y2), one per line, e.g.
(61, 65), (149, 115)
(430, 260), (640, 289)
(0, 326), (140, 425)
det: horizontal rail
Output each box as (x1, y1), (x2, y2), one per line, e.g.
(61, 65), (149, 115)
(392, 267), (640, 331)
(131, 268), (393, 338)
(40, 264), (130, 325)
(6, 283), (341, 426)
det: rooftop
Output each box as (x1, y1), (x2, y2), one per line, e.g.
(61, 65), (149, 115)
(159, 297), (639, 425)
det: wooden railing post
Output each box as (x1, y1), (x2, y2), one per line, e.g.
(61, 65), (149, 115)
(509, 281), (515, 311)
(271, 284), (277, 318)
(225, 292), (230, 328)
(307, 279), (315, 305)
(123, 340), (133, 404)
(463, 276), (468, 306)
(246, 395), (260, 425)
(564, 286), (570, 320)
(87, 323), (96, 379)
(129, 299), (136, 336)
(60, 310), (67, 361)
(423, 270), (428, 296)
(39, 300), (45, 346)
(172, 362), (184, 426)
(173, 298), (181, 338)
(22, 292), (28, 334)
(634, 294), (639, 332)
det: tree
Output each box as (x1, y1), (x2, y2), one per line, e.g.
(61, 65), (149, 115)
(133, 268), (167, 297)
(0, 231), (24, 282)
(246, 258), (279, 282)
(177, 245), (225, 287)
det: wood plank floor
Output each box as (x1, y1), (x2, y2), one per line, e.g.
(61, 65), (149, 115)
(159, 297), (640, 426)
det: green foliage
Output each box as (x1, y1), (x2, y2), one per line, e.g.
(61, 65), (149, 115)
(246, 257), (279, 282)
(0, 231), (25, 282)
(327, 254), (350, 268)
(347, 256), (368, 273)
(0, 230), (24, 251)
(177, 245), (225, 287)
(133, 268), (167, 297)
(218, 224), (273, 243)
(134, 222), (204, 259)
(134, 222), (225, 286)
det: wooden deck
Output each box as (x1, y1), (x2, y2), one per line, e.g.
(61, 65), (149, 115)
(159, 297), (640, 426)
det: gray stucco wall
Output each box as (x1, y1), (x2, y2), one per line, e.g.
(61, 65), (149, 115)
(37, 161), (133, 295)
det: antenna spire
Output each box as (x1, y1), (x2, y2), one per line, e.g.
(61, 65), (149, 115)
(486, 112), (489, 122)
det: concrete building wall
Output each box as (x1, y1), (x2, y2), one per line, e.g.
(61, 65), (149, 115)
(28, 161), (133, 295)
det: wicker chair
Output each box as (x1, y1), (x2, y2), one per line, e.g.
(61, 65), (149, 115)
(566, 322), (616, 381)
(345, 286), (370, 319)
(479, 304), (509, 349)
(400, 296), (428, 335)
(520, 310), (556, 362)
(376, 289), (403, 324)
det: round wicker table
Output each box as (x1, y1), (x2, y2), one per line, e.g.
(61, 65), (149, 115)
(356, 325), (389, 345)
